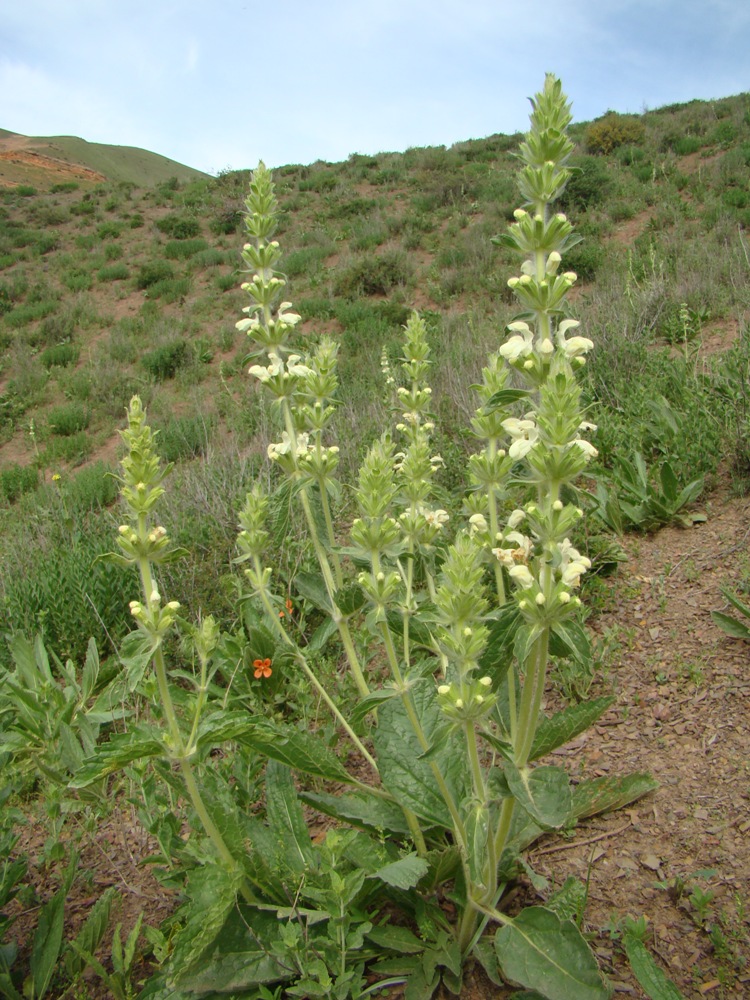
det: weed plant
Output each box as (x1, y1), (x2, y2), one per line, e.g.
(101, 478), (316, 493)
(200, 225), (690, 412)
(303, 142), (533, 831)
(65, 77), (660, 1000)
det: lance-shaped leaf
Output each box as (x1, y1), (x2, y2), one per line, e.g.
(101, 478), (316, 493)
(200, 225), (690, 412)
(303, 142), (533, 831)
(30, 854), (77, 998)
(504, 763), (571, 830)
(571, 772), (658, 820)
(549, 620), (591, 664)
(529, 696), (614, 761)
(70, 727), (165, 786)
(494, 907), (610, 1000)
(265, 760), (315, 872)
(484, 387), (533, 411)
(623, 933), (687, 1000)
(237, 719), (355, 784)
(299, 789), (412, 836)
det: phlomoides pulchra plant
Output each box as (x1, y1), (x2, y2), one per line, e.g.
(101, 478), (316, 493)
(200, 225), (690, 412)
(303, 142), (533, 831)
(73, 76), (658, 1000)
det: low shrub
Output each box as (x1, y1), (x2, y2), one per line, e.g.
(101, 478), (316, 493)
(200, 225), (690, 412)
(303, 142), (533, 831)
(48, 403), (90, 437)
(0, 464), (39, 503)
(164, 238), (209, 260)
(39, 343), (79, 368)
(142, 340), (189, 380)
(155, 214), (201, 239)
(333, 251), (413, 298)
(4, 300), (58, 328)
(97, 263), (129, 281)
(585, 113), (645, 154)
(144, 277), (191, 302)
(136, 260), (175, 289)
(155, 413), (215, 462)
(96, 221), (124, 240)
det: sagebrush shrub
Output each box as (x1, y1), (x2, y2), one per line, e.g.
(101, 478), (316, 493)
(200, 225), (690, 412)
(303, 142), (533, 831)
(586, 112), (646, 154)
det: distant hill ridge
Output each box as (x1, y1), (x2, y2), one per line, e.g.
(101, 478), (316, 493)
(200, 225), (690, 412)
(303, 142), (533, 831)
(0, 130), (209, 189)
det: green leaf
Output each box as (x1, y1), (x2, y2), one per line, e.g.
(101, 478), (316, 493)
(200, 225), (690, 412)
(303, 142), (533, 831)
(118, 630), (156, 693)
(485, 388), (532, 410)
(366, 924), (425, 955)
(623, 933), (686, 1000)
(299, 789), (411, 835)
(494, 907), (609, 1000)
(173, 904), (293, 993)
(472, 936), (504, 987)
(659, 462), (679, 504)
(369, 853), (429, 890)
(479, 603), (521, 683)
(195, 710), (257, 754)
(238, 719), (355, 784)
(294, 570), (333, 613)
(64, 886), (115, 978)
(337, 581), (366, 617)
(306, 616), (339, 654)
(70, 727), (165, 786)
(504, 763), (571, 829)
(711, 610), (750, 640)
(265, 761), (315, 872)
(373, 679), (468, 830)
(571, 772), (658, 820)
(170, 865), (243, 981)
(545, 877), (588, 923)
(80, 638), (100, 703)
(549, 620), (591, 664)
(349, 687), (401, 729)
(530, 697), (614, 761)
(31, 855), (77, 997)
(404, 963), (441, 1000)
(719, 586), (750, 619)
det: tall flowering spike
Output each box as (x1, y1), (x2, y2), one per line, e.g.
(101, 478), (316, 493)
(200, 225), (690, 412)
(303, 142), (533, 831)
(482, 75), (596, 621)
(236, 162), (301, 354)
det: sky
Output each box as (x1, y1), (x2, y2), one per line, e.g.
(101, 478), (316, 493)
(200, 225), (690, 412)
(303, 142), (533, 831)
(1, 1), (749, 176)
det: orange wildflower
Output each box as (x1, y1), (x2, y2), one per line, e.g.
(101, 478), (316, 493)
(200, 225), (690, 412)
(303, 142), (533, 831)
(253, 657), (272, 679)
(279, 597), (293, 619)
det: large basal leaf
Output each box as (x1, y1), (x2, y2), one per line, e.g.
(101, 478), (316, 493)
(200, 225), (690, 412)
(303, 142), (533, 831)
(237, 719), (355, 784)
(265, 760), (315, 872)
(529, 697), (614, 761)
(571, 772), (658, 820)
(369, 852), (429, 890)
(170, 865), (244, 984)
(299, 789), (412, 835)
(373, 679), (468, 830)
(173, 904), (292, 993)
(505, 764), (571, 830)
(494, 907), (610, 1000)
(70, 727), (165, 786)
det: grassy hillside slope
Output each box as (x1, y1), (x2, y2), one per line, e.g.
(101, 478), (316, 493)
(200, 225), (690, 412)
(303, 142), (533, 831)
(0, 130), (209, 189)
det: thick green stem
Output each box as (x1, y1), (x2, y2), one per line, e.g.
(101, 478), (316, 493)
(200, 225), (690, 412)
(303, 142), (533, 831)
(514, 628), (550, 766)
